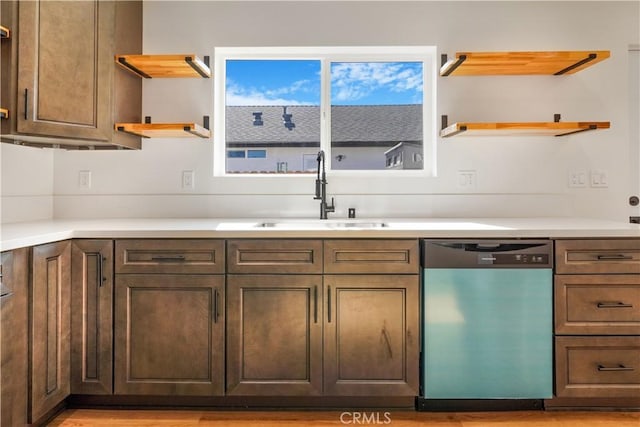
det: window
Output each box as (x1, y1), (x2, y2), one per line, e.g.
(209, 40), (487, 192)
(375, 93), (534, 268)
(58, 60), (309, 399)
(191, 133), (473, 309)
(214, 47), (436, 176)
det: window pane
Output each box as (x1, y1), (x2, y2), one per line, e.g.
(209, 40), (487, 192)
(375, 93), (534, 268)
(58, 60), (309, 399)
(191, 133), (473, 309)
(330, 62), (423, 170)
(225, 59), (321, 174)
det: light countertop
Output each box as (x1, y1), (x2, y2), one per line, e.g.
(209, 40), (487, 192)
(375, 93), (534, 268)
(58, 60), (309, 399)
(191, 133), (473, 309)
(1, 217), (638, 252)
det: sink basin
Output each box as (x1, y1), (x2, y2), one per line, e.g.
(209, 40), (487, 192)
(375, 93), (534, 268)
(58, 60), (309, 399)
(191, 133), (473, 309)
(255, 220), (388, 230)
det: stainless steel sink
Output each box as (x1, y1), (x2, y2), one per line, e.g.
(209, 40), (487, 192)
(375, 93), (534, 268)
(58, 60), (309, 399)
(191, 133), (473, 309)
(255, 220), (388, 230)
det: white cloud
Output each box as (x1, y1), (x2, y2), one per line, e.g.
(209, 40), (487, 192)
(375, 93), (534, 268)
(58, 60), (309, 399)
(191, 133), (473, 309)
(226, 78), (315, 106)
(331, 62), (423, 102)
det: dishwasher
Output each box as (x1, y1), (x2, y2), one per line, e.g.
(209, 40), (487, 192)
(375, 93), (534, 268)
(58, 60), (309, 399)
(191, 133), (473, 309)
(417, 239), (553, 410)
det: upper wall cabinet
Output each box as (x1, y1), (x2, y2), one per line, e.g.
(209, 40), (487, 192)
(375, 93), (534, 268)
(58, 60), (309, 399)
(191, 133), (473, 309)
(114, 54), (212, 139)
(0, 25), (9, 120)
(0, 0), (142, 150)
(440, 51), (610, 76)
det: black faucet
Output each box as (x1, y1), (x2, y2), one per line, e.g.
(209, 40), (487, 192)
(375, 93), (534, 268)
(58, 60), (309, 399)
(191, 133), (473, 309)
(314, 150), (335, 220)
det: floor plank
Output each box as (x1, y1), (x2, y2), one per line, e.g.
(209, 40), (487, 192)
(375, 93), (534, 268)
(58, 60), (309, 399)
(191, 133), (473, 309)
(47, 409), (640, 427)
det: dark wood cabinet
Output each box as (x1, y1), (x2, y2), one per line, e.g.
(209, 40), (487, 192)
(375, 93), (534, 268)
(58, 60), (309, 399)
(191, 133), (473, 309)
(226, 274), (323, 396)
(323, 275), (419, 396)
(226, 239), (420, 398)
(0, 0), (142, 149)
(1, 248), (30, 427)
(71, 240), (114, 395)
(114, 274), (225, 396)
(549, 239), (640, 407)
(31, 240), (72, 423)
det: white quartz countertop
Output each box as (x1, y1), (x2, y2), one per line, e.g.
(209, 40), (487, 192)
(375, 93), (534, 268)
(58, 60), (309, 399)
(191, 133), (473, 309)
(1, 217), (638, 251)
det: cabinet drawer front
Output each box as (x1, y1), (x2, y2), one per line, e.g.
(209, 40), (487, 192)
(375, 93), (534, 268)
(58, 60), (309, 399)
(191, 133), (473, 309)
(555, 275), (640, 335)
(555, 239), (640, 274)
(227, 240), (322, 274)
(324, 239), (418, 274)
(116, 239), (224, 274)
(555, 337), (640, 398)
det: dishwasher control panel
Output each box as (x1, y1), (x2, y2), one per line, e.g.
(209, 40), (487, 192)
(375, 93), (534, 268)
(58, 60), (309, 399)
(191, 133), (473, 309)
(422, 239), (553, 269)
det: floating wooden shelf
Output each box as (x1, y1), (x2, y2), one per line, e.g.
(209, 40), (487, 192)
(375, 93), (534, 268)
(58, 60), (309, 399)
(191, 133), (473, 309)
(441, 119), (610, 138)
(115, 54), (211, 78)
(0, 25), (9, 39)
(115, 122), (211, 139)
(0, 108), (8, 119)
(441, 51), (610, 76)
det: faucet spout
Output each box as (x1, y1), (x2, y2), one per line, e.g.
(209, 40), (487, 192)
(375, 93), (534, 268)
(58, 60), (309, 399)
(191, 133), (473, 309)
(314, 150), (335, 219)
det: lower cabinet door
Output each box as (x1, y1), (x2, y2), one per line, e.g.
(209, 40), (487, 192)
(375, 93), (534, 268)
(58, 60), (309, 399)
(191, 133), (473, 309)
(323, 275), (419, 396)
(71, 240), (113, 395)
(31, 241), (72, 422)
(226, 274), (323, 396)
(114, 274), (224, 396)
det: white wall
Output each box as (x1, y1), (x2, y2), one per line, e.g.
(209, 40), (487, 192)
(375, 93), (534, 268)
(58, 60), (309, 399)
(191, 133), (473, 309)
(1, 144), (54, 223)
(5, 1), (639, 222)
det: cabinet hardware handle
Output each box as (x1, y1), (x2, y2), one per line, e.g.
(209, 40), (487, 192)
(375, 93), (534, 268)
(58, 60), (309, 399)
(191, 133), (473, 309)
(150, 255), (186, 262)
(597, 364), (634, 372)
(313, 285), (318, 324)
(0, 292), (13, 300)
(214, 289), (219, 323)
(24, 88), (28, 120)
(596, 254), (633, 260)
(597, 301), (633, 309)
(327, 285), (331, 323)
(97, 253), (103, 288)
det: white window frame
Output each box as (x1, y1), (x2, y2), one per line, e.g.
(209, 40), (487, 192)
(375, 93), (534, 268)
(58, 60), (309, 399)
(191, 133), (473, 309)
(213, 46), (437, 177)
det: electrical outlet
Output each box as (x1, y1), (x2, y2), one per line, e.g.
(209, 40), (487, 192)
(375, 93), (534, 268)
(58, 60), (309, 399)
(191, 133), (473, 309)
(78, 170), (92, 189)
(568, 171), (587, 188)
(182, 170), (195, 190)
(457, 170), (477, 191)
(590, 170), (608, 188)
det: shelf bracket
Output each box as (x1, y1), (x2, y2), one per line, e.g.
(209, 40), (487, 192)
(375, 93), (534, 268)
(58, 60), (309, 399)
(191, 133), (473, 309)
(555, 125), (597, 137)
(116, 125), (150, 139)
(441, 115), (448, 130)
(145, 116), (152, 124)
(117, 57), (151, 79)
(203, 115), (210, 130)
(185, 56), (210, 78)
(554, 53), (598, 75)
(441, 54), (467, 76)
(554, 113), (561, 122)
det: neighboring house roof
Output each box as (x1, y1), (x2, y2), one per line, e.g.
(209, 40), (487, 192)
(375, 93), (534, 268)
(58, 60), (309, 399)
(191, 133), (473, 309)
(225, 105), (422, 145)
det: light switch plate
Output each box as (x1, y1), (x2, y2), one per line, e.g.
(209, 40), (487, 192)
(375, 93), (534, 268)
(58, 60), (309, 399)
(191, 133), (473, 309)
(182, 170), (195, 190)
(78, 170), (91, 189)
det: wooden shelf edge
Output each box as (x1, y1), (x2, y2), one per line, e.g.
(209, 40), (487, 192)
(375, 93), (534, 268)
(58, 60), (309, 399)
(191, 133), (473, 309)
(115, 54), (211, 78)
(440, 50), (610, 76)
(440, 121), (610, 138)
(115, 122), (211, 139)
(0, 25), (9, 39)
(0, 108), (8, 119)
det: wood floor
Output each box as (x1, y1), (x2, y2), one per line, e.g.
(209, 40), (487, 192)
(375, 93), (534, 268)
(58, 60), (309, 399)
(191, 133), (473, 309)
(47, 409), (640, 426)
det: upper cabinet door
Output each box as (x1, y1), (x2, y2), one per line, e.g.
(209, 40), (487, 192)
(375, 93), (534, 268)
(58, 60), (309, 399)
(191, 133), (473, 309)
(17, 0), (112, 141)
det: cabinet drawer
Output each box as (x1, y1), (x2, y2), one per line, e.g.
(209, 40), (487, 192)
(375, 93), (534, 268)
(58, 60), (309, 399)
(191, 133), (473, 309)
(227, 240), (322, 274)
(324, 239), (418, 274)
(555, 239), (640, 274)
(555, 275), (640, 335)
(115, 239), (225, 274)
(555, 336), (640, 398)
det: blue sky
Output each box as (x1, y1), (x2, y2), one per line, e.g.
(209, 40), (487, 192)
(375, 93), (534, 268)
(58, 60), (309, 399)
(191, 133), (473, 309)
(226, 60), (423, 106)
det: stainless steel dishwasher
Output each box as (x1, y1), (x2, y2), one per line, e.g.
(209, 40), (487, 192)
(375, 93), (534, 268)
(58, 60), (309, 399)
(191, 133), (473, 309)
(417, 239), (553, 410)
